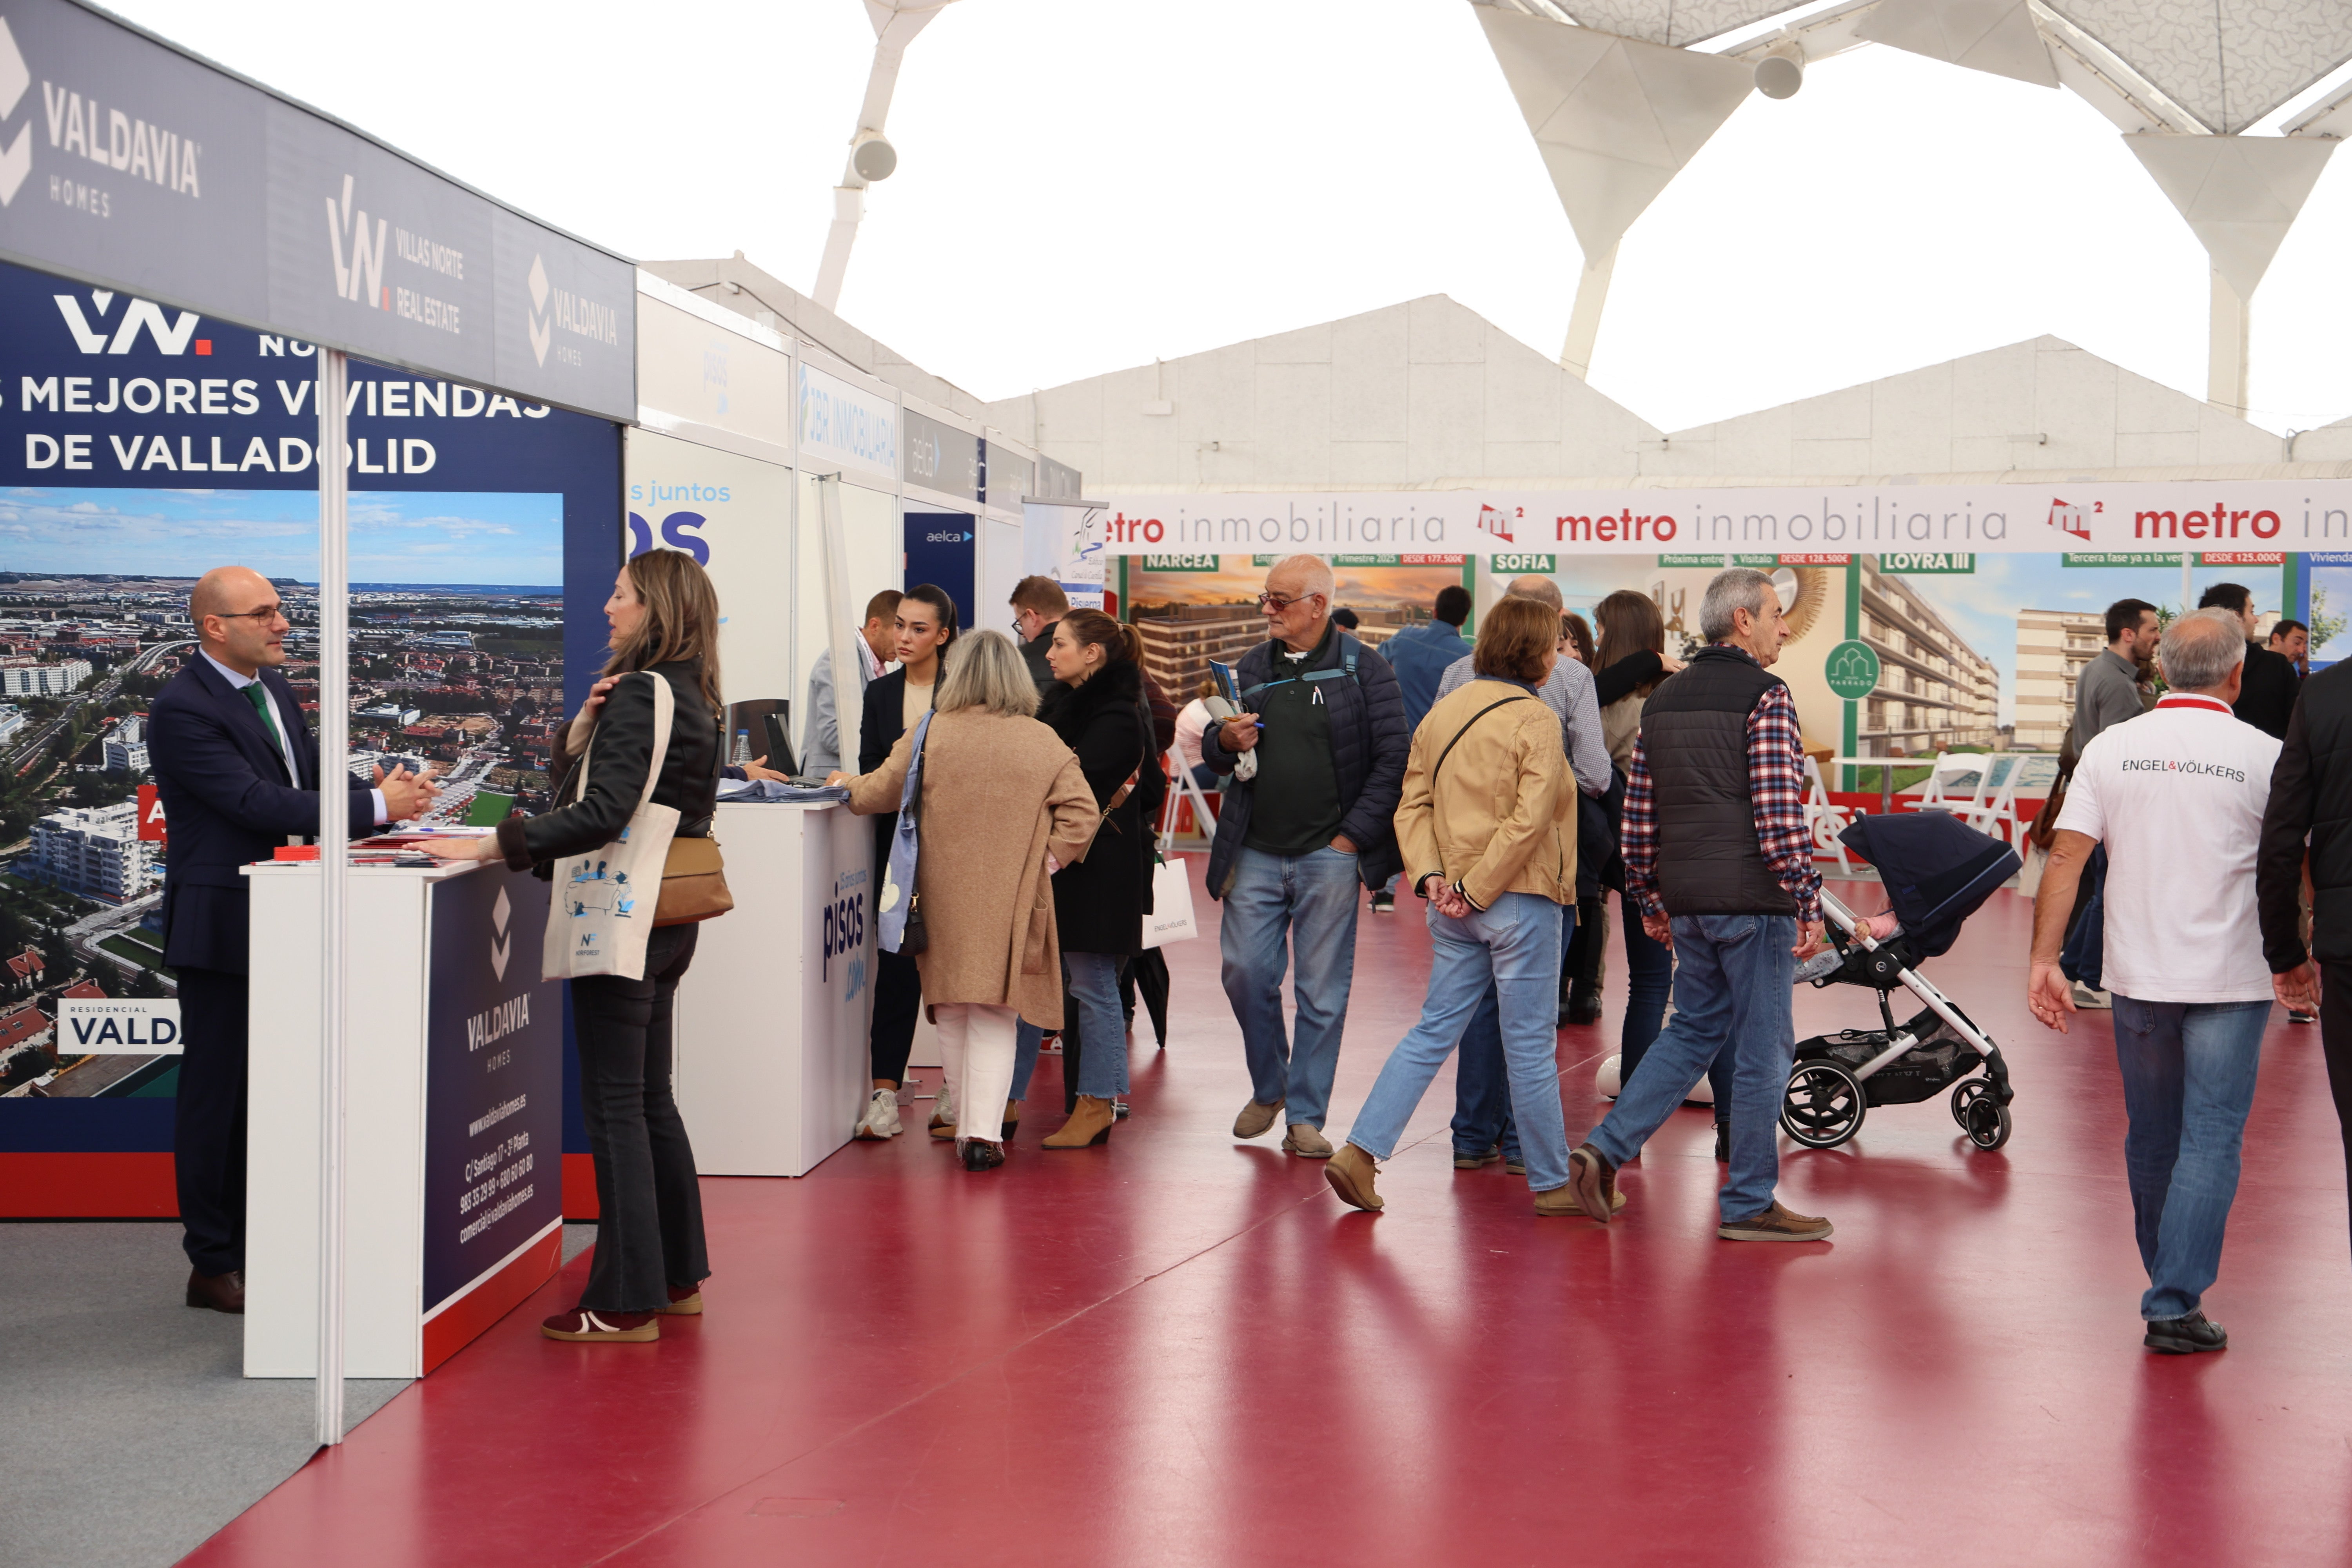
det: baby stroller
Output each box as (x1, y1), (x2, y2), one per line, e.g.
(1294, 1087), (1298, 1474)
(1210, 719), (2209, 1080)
(1782, 809), (2019, 1152)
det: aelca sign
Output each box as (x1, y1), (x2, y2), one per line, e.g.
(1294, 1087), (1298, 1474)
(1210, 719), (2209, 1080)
(0, 0), (633, 422)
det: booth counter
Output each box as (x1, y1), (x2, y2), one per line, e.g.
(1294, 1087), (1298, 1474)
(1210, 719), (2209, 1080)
(241, 800), (872, 1379)
(244, 858), (563, 1379)
(671, 800), (874, 1177)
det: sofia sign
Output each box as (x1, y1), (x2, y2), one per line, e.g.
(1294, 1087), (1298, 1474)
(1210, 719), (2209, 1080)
(1091, 482), (2352, 557)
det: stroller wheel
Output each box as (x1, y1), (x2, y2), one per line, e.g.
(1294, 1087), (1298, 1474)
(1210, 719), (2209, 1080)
(1781, 1062), (1866, 1149)
(1963, 1094), (2013, 1152)
(1951, 1079), (1994, 1130)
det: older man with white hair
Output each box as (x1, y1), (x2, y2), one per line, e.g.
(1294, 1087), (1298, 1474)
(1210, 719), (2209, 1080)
(2030, 606), (2285, 1354)
(1566, 567), (1832, 1241)
(1201, 554), (1410, 1154)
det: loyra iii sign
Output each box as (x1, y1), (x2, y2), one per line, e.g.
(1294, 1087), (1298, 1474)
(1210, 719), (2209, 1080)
(0, 0), (635, 421)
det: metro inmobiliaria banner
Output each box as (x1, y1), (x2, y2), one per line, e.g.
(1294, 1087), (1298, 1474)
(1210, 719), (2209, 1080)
(1090, 486), (2352, 557)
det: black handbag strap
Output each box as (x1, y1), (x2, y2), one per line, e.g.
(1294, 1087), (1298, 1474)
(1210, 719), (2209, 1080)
(1430, 695), (1532, 790)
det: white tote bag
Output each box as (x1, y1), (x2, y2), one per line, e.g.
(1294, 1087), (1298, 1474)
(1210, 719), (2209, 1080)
(541, 673), (680, 982)
(1141, 852), (1199, 949)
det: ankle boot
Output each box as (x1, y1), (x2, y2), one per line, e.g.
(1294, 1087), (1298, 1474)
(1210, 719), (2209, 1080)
(1044, 1094), (1116, 1149)
(1002, 1100), (1021, 1140)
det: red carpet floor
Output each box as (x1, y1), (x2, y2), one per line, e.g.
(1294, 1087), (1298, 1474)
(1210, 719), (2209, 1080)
(185, 875), (2352, 1566)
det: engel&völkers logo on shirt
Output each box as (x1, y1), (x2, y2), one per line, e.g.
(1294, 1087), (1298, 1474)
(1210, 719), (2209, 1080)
(2118, 757), (2248, 784)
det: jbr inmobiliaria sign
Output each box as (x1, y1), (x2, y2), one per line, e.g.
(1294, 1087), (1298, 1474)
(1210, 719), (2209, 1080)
(0, 0), (633, 420)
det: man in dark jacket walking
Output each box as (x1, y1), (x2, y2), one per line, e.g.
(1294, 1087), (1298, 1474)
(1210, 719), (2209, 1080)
(1011, 575), (1068, 695)
(1202, 555), (1409, 1155)
(2256, 663), (2345, 1264)
(1566, 568), (1834, 1241)
(2201, 582), (2298, 739)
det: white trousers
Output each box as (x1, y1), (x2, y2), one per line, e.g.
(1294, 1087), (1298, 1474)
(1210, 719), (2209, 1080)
(932, 1003), (1017, 1146)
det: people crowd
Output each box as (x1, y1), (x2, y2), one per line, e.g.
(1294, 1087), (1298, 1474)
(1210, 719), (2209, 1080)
(188, 548), (2341, 1356)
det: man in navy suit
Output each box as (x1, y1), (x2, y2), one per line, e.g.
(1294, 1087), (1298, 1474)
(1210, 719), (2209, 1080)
(148, 566), (438, 1313)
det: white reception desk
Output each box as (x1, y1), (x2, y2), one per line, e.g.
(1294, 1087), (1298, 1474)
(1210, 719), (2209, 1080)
(243, 857), (563, 1379)
(670, 799), (875, 1177)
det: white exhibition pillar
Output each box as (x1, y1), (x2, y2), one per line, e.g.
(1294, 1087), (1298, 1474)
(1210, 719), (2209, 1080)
(2122, 133), (2337, 417)
(1474, 8), (1753, 379)
(314, 347), (351, 1446)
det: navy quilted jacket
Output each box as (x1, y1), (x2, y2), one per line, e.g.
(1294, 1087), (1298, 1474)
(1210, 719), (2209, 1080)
(1200, 627), (1409, 898)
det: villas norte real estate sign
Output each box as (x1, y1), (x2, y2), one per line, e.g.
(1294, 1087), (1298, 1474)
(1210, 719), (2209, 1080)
(1089, 484), (2352, 558)
(0, 0), (632, 420)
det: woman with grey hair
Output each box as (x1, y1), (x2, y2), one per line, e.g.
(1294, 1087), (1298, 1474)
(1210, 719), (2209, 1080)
(837, 631), (1102, 1171)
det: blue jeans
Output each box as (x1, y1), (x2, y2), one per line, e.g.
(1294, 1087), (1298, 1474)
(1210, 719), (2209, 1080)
(2112, 994), (2268, 1321)
(1450, 905), (1579, 1161)
(1013, 1019), (1043, 1102)
(1348, 893), (1570, 1192)
(1066, 951), (1127, 1098)
(1589, 913), (1797, 1223)
(1618, 898), (1728, 1115)
(1220, 844), (1363, 1130)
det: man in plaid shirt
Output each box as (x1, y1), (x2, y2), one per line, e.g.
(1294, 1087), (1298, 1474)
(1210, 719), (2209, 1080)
(1566, 568), (1835, 1242)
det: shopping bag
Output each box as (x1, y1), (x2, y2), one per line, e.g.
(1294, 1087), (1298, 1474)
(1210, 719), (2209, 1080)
(541, 673), (680, 982)
(879, 712), (935, 955)
(1142, 853), (1198, 948)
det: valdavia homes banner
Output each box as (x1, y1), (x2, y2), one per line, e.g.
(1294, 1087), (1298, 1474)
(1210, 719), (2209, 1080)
(0, 0), (633, 419)
(1089, 483), (2352, 558)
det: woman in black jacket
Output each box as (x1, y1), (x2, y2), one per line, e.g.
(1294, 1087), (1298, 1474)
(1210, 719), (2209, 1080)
(425, 548), (722, 1343)
(1033, 609), (1156, 1149)
(848, 583), (956, 1141)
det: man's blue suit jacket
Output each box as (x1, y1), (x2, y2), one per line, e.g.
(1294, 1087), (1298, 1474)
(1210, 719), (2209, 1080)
(148, 655), (374, 976)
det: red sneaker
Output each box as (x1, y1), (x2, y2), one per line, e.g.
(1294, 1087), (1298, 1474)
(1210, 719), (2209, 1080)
(540, 1307), (660, 1342)
(657, 1283), (703, 1316)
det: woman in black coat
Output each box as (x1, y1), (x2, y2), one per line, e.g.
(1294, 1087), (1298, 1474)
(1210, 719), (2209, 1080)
(1031, 609), (1157, 1149)
(846, 584), (956, 1142)
(424, 548), (722, 1344)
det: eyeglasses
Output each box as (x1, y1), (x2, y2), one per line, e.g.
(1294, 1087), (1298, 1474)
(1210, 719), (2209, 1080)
(218, 604), (286, 624)
(1257, 591), (1322, 613)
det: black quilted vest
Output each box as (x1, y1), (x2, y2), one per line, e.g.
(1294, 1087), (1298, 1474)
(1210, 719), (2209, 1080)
(1639, 645), (1795, 916)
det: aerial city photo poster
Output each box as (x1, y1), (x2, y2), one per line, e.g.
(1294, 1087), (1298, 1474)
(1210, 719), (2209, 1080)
(0, 255), (619, 1215)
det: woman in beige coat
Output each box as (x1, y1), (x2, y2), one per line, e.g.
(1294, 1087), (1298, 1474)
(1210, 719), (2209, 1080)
(840, 630), (1100, 1171)
(1325, 597), (1589, 1216)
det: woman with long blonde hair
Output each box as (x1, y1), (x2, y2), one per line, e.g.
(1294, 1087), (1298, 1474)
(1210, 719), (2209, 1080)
(425, 547), (724, 1341)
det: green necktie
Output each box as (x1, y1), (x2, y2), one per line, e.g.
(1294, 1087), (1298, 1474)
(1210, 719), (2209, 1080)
(242, 683), (284, 757)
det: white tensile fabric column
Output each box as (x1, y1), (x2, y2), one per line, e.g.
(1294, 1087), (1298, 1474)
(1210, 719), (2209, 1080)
(1474, 9), (1753, 375)
(314, 347), (350, 1446)
(2122, 133), (2338, 413)
(1853, 0), (2059, 87)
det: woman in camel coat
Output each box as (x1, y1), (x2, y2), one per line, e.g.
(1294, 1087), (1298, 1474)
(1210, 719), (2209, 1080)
(841, 630), (1100, 1171)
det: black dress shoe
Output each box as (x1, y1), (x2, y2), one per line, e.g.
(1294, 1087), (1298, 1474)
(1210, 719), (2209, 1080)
(2145, 1310), (2228, 1354)
(186, 1267), (245, 1314)
(1566, 989), (1604, 1025)
(960, 1140), (1006, 1172)
(1714, 1122), (1730, 1163)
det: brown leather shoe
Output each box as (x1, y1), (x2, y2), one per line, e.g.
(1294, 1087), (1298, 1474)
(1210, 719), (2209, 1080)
(1324, 1143), (1383, 1211)
(1717, 1200), (1833, 1242)
(1044, 1094), (1116, 1148)
(1567, 1143), (1618, 1226)
(541, 1307), (660, 1342)
(1281, 1123), (1334, 1158)
(1534, 1183), (1626, 1218)
(186, 1267), (245, 1314)
(656, 1283), (703, 1316)
(1233, 1098), (1286, 1139)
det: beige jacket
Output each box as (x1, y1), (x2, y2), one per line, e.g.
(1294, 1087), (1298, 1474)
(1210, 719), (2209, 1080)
(849, 709), (1100, 1029)
(1395, 678), (1576, 911)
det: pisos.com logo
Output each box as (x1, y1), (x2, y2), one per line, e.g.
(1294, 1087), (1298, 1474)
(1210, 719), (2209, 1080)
(0, 18), (33, 207)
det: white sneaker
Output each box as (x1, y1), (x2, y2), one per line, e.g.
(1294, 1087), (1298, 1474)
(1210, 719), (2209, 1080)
(854, 1087), (902, 1140)
(2071, 983), (2113, 1011)
(935, 1080), (957, 1129)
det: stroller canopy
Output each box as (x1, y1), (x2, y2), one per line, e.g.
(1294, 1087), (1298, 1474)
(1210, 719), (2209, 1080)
(1837, 810), (2022, 959)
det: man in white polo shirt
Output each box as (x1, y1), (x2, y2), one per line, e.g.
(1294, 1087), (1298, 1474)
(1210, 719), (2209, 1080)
(2027, 608), (2281, 1355)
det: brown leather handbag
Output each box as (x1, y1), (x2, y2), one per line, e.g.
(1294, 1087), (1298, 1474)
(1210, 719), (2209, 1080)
(655, 834), (733, 925)
(654, 722), (735, 926)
